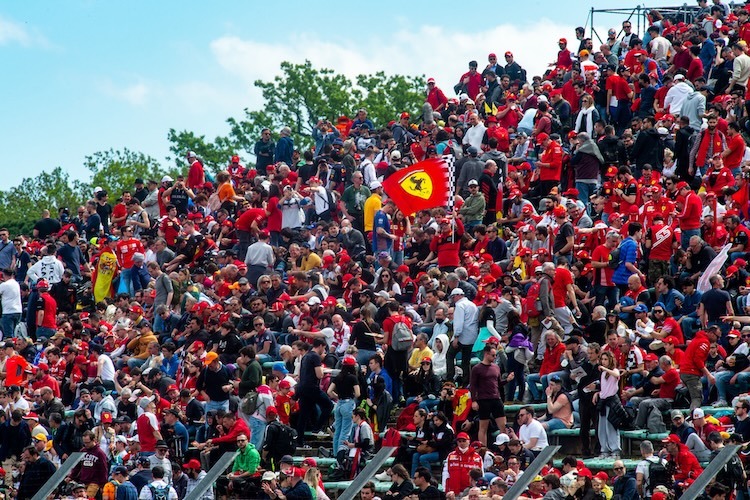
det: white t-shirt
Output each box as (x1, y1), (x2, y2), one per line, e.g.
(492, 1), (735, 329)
(0, 280), (22, 315)
(519, 419), (549, 450)
(11, 397), (29, 413)
(636, 455), (668, 497)
(98, 354), (116, 381)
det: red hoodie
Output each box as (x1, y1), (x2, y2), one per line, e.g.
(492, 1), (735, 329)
(211, 418), (251, 445)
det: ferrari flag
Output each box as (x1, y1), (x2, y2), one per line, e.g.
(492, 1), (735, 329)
(381, 158), (450, 215)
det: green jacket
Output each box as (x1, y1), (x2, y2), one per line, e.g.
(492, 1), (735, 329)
(459, 192), (486, 222)
(232, 443), (261, 474)
(239, 360), (262, 398)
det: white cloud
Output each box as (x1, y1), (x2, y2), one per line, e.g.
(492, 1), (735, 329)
(98, 79), (151, 106)
(0, 15), (54, 48)
(209, 20), (576, 112)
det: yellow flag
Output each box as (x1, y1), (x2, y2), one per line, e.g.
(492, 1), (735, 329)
(492, 103), (498, 115)
(484, 102), (492, 114)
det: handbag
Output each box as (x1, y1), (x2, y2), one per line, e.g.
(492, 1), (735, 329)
(417, 443), (436, 454)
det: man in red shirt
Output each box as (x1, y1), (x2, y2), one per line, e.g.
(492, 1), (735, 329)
(425, 78), (447, 112)
(642, 187), (675, 227)
(605, 65), (634, 133)
(632, 354), (681, 429)
(457, 61), (484, 100)
(704, 154), (736, 196)
(662, 434), (704, 490)
(591, 231), (620, 309)
(186, 151), (205, 191)
(235, 207), (265, 260)
(111, 191), (131, 230)
(443, 432), (484, 495)
(35, 280), (57, 341)
(550, 260), (580, 335)
(676, 181), (703, 250)
(424, 217), (464, 272)
(534, 133), (563, 198)
(723, 122), (746, 173)
(382, 300), (413, 402)
(680, 328), (719, 409)
(159, 204), (180, 248)
(645, 215), (677, 285)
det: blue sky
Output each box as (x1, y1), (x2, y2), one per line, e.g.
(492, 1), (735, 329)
(1, 0), (663, 189)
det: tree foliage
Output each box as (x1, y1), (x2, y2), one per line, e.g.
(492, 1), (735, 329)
(0, 167), (84, 235)
(166, 129), (236, 174)
(82, 148), (174, 197)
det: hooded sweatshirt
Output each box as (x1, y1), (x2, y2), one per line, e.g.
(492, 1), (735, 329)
(432, 333), (450, 378)
(664, 81), (693, 115)
(27, 255), (65, 285)
(681, 91), (707, 130)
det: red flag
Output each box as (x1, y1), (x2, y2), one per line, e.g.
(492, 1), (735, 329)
(452, 388), (472, 428)
(381, 158), (450, 215)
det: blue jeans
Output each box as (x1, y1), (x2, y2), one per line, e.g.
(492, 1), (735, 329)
(333, 399), (356, 453)
(356, 349), (377, 368)
(205, 399), (230, 413)
(36, 326), (56, 342)
(249, 416), (267, 450)
(411, 451), (439, 477)
(681, 228), (700, 251)
(731, 251), (750, 262)
(406, 397), (440, 412)
(527, 373), (548, 402)
(575, 182), (597, 212)
(593, 285), (619, 309)
(545, 418), (570, 431)
(118, 268), (133, 296)
(0, 313), (20, 339)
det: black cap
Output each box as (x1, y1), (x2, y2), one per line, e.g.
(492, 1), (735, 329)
(166, 408), (181, 417)
(134, 178), (145, 185)
(115, 415), (132, 424)
(155, 439), (168, 449)
(91, 385), (106, 394)
(564, 337), (580, 345)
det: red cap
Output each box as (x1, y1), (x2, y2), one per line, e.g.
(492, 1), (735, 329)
(564, 188), (579, 197)
(190, 341), (205, 351)
(559, 38), (567, 44)
(481, 274), (496, 285)
(397, 265), (410, 273)
(400, 112), (410, 119)
(309, 176), (321, 184)
(422, 357), (432, 363)
(518, 247), (532, 257)
(553, 206), (567, 218)
(266, 406), (278, 416)
(536, 133), (550, 144)
(101, 411), (113, 424)
(664, 336), (678, 345)
(662, 434), (681, 444)
(510, 189), (522, 198)
(167, 385), (179, 393)
(505, 51), (513, 57)
(737, 258), (748, 268)
(427, 77), (435, 83)
(486, 115), (498, 123)
(578, 469), (593, 479)
(323, 255), (335, 265)
(38, 363), (49, 372)
(727, 265), (740, 278)
(675, 181), (689, 191)
(302, 457), (317, 467)
(644, 353), (659, 362)
(488, 52), (497, 58)
(36, 279), (49, 290)
(129, 304), (143, 315)
(521, 205), (533, 214)
(576, 250), (590, 260)
(271, 302), (284, 312)
(456, 432), (471, 441)
(594, 471), (610, 482)
(293, 467), (306, 478)
(487, 293), (501, 302)
(342, 356), (357, 366)
(184, 459), (202, 470)
(606, 166), (618, 177)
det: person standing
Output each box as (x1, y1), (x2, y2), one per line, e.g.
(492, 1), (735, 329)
(447, 288), (479, 386)
(16, 445), (56, 500)
(69, 430), (109, 498)
(0, 268), (22, 339)
(327, 356), (360, 455)
(295, 339), (334, 446)
(382, 301), (413, 403)
(470, 345), (507, 446)
(594, 351), (621, 459)
(680, 327), (718, 410)
(254, 129), (275, 172)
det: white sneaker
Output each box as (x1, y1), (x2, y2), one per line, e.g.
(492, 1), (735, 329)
(374, 471), (390, 482)
(712, 399), (728, 407)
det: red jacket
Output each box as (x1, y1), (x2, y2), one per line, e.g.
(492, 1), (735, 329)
(725, 133), (746, 170)
(444, 447), (484, 494)
(429, 219), (465, 268)
(680, 191), (702, 230)
(668, 444), (704, 481)
(211, 418), (251, 445)
(680, 329), (710, 376)
(540, 342), (566, 376)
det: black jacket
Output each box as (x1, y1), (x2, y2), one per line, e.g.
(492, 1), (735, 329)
(597, 136), (628, 168)
(631, 128), (663, 169)
(0, 420), (30, 460)
(17, 457), (56, 500)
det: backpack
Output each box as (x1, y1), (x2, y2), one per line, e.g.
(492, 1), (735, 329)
(646, 457), (672, 494)
(381, 427), (402, 456)
(523, 281), (542, 319)
(608, 242), (623, 269)
(207, 192), (222, 214)
(390, 319), (414, 351)
(240, 391), (259, 416)
(148, 484), (170, 500)
(548, 109), (563, 135)
(271, 421), (298, 457)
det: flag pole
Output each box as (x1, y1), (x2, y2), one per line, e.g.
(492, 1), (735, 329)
(444, 155), (456, 241)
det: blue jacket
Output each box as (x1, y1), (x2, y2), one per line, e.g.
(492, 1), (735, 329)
(613, 237), (638, 286)
(275, 136), (294, 166)
(613, 475), (638, 500)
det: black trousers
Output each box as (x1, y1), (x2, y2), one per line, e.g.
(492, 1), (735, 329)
(447, 343), (473, 385)
(296, 387), (334, 445)
(579, 391), (598, 455)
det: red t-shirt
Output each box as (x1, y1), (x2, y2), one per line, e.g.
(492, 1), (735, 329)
(5, 355), (28, 387)
(187, 160), (205, 190)
(686, 58), (704, 82)
(659, 368), (680, 399)
(642, 199), (675, 228)
(116, 238), (145, 269)
(137, 412), (160, 452)
(235, 208), (266, 232)
(647, 224), (676, 261)
(606, 75), (631, 101)
(552, 267), (573, 309)
(160, 217), (180, 246)
(459, 71), (484, 100)
(725, 133), (746, 170)
(39, 293), (57, 328)
(266, 196), (283, 232)
(591, 245), (615, 286)
(681, 192), (703, 230)
(112, 203), (128, 229)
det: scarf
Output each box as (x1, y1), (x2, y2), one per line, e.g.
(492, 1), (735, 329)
(575, 106), (597, 137)
(577, 138), (605, 164)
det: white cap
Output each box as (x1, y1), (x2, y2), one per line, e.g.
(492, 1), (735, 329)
(390, 150), (401, 160)
(161, 175), (173, 183)
(535, 266), (544, 274)
(691, 407), (705, 420)
(674, 74), (685, 81)
(370, 181), (382, 190)
(468, 179), (479, 186)
(459, 94), (469, 101)
(537, 95), (549, 103)
(495, 433), (510, 446)
(375, 290), (391, 300)
(187, 151), (197, 158)
(450, 287), (465, 297)
(657, 127), (670, 135)
(93, 186), (103, 194)
(307, 296), (321, 306)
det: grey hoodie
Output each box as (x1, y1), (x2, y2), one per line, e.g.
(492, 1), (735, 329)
(681, 91), (706, 130)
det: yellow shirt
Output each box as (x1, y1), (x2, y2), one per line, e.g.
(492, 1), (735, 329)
(301, 252), (322, 271)
(408, 346), (434, 371)
(363, 193), (382, 232)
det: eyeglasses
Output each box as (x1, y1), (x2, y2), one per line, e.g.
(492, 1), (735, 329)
(237, 438), (247, 442)
(260, 280), (270, 284)
(742, 335), (750, 339)
(614, 466), (625, 471)
(254, 322), (264, 326)
(653, 310), (664, 314)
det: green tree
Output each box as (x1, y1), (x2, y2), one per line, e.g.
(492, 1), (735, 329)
(356, 72), (427, 127)
(166, 129), (236, 174)
(82, 148), (173, 198)
(0, 167), (84, 235)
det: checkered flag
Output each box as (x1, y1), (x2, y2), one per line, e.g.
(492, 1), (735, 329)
(442, 155), (455, 213)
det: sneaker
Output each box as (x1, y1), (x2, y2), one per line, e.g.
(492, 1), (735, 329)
(298, 444), (312, 450)
(595, 454), (609, 460)
(313, 431), (329, 438)
(374, 471), (390, 482)
(712, 399), (729, 407)
(611, 454), (621, 461)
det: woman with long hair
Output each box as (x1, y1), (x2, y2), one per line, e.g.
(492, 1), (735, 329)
(595, 350), (622, 459)
(327, 356), (361, 456)
(349, 307), (382, 366)
(575, 94), (599, 136)
(383, 464), (415, 499)
(215, 171), (243, 215)
(341, 408), (374, 478)
(373, 269), (401, 298)
(303, 467), (330, 500)
(405, 358), (441, 412)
